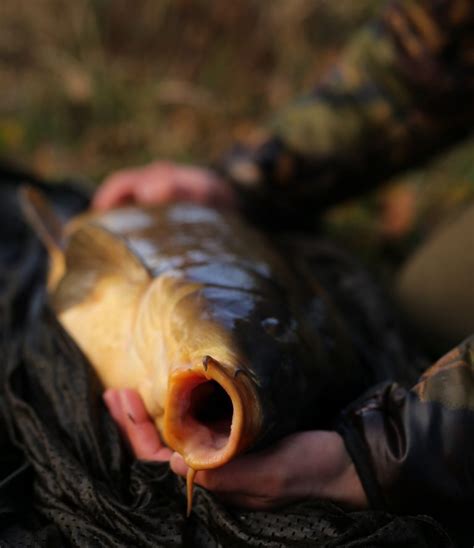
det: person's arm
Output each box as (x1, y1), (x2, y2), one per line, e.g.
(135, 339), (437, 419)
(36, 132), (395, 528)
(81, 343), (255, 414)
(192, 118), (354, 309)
(221, 0), (474, 224)
(337, 335), (474, 523)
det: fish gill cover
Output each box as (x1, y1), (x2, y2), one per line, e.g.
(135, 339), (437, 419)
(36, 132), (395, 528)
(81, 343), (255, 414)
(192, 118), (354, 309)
(0, 167), (450, 547)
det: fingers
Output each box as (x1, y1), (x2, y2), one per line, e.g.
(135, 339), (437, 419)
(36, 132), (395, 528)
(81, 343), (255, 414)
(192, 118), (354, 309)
(168, 432), (336, 510)
(170, 452), (189, 476)
(174, 167), (237, 208)
(93, 162), (181, 210)
(103, 387), (281, 510)
(170, 452), (284, 510)
(133, 165), (219, 205)
(93, 170), (141, 210)
(169, 450), (261, 491)
(171, 449), (282, 493)
(103, 388), (126, 428)
(93, 161), (237, 211)
(103, 388), (172, 462)
(134, 173), (181, 204)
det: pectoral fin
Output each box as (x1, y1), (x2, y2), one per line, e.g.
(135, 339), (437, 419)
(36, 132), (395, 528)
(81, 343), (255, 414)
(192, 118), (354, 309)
(19, 186), (66, 290)
(52, 224), (152, 313)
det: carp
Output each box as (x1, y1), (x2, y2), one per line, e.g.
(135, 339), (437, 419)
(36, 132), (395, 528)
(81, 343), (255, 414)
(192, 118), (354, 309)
(21, 187), (363, 513)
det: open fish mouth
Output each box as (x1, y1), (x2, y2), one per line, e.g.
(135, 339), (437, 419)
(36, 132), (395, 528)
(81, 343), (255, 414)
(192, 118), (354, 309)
(163, 357), (261, 470)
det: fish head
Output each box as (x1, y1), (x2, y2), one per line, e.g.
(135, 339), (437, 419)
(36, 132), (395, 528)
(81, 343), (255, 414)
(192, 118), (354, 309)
(137, 274), (262, 471)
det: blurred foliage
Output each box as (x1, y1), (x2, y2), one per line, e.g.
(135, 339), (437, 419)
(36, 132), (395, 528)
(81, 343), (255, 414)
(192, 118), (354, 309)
(324, 138), (474, 275)
(1, 0), (474, 270)
(0, 0), (379, 180)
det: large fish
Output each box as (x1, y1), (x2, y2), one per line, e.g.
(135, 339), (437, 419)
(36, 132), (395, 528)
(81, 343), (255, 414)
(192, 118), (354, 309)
(22, 188), (364, 512)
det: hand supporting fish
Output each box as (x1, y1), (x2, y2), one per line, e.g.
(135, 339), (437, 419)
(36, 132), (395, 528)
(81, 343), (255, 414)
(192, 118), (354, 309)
(104, 388), (367, 511)
(93, 162), (237, 211)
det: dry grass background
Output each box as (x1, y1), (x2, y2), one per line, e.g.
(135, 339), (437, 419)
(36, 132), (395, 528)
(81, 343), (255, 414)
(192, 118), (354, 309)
(0, 0), (379, 180)
(1, 0), (474, 264)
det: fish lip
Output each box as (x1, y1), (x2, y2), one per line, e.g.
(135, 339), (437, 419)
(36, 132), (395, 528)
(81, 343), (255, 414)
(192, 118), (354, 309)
(162, 358), (261, 471)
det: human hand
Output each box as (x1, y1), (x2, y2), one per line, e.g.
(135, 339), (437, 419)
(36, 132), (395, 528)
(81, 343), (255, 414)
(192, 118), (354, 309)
(170, 430), (367, 510)
(103, 388), (172, 461)
(103, 388), (368, 510)
(93, 161), (238, 211)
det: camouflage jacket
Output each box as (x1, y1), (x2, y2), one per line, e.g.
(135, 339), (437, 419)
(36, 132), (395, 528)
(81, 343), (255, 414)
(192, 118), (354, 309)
(220, 0), (474, 226)
(339, 337), (474, 535)
(220, 0), (474, 534)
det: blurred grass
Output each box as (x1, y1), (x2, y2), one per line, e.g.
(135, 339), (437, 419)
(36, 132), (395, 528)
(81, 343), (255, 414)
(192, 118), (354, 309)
(0, 0), (380, 180)
(1, 0), (474, 267)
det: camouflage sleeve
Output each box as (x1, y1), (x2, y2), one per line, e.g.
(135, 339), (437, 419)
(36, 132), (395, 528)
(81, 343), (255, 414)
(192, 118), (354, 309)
(219, 0), (474, 225)
(337, 335), (474, 526)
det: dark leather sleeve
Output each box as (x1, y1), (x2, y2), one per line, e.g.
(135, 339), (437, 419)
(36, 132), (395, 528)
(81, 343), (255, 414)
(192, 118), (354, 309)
(218, 0), (474, 226)
(337, 336), (474, 524)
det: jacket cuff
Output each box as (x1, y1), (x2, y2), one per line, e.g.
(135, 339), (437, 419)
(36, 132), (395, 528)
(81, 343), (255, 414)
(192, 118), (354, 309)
(216, 137), (331, 227)
(336, 383), (393, 511)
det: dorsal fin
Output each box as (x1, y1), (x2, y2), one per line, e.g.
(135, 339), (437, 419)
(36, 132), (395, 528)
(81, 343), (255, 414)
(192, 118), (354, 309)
(19, 185), (66, 289)
(52, 224), (151, 313)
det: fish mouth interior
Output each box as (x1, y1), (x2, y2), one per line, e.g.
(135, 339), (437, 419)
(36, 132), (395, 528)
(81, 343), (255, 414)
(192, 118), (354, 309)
(163, 363), (258, 470)
(180, 377), (233, 455)
(165, 373), (237, 468)
(188, 380), (233, 445)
